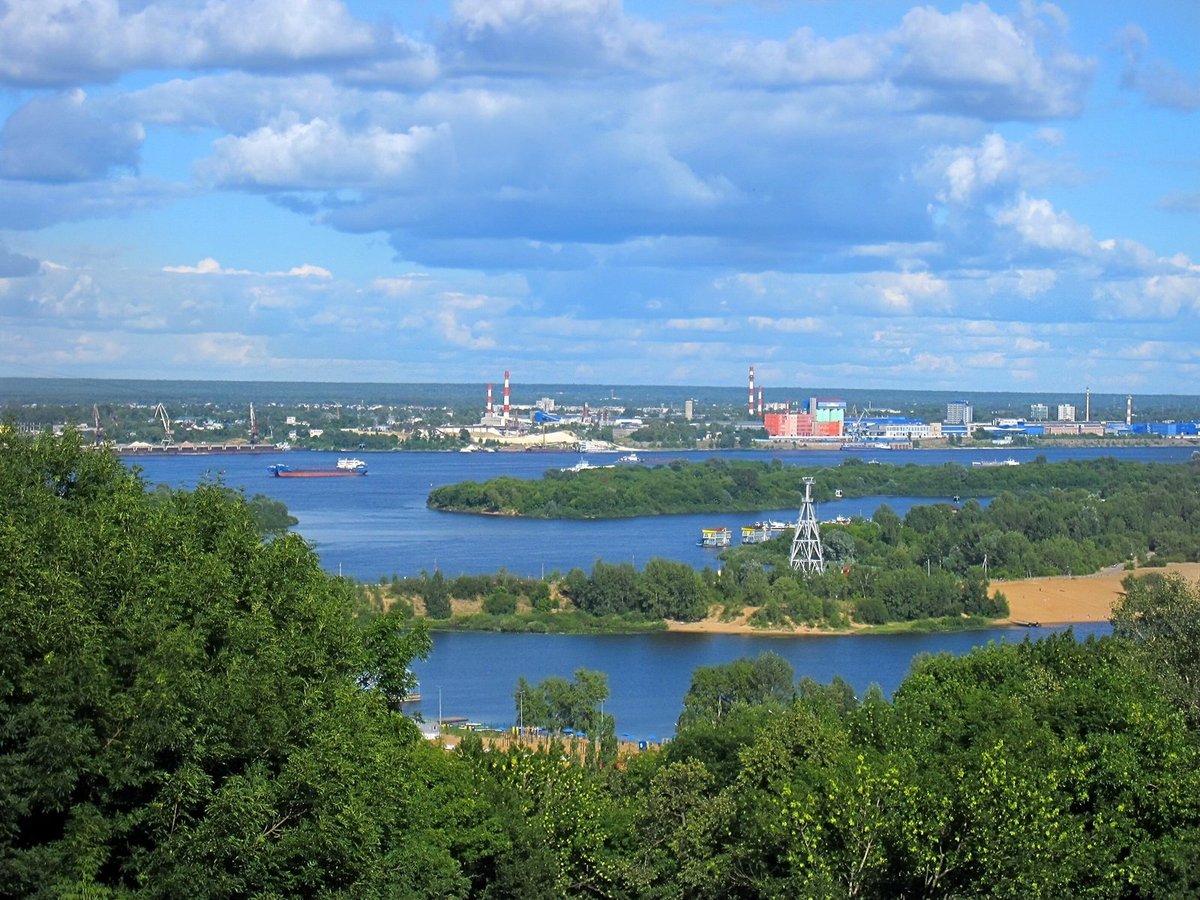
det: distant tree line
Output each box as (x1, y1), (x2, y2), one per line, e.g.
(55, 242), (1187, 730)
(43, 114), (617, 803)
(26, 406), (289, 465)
(427, 455), (1200, 520)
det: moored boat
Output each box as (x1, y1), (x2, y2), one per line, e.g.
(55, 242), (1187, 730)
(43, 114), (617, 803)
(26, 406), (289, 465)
(697, 526), (732, 548)
(740, 524), (771, 544)
(753, 520), (794, 535)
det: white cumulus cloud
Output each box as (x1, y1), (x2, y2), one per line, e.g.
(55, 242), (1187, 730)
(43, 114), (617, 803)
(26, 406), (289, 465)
(204, 118), (450, 189)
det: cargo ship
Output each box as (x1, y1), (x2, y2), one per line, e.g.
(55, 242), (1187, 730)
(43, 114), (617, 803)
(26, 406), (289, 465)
(267, 457), (367, 478)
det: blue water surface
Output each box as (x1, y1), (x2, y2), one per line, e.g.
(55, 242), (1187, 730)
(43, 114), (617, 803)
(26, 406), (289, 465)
(119, 447), (1143, 738)
(409, 624), (1113, 740)
(125, 445), (1193, 580)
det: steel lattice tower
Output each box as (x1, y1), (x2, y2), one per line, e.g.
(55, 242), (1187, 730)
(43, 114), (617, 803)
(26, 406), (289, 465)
(789, 476), (825, 574)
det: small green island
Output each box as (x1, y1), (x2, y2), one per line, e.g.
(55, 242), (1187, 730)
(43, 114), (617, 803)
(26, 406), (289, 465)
(381, 456), (1200, 634)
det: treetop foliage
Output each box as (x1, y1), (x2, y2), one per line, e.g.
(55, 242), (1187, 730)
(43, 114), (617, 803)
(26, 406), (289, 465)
(0, 430), (452, 896)
(6, 430), (1200, 897)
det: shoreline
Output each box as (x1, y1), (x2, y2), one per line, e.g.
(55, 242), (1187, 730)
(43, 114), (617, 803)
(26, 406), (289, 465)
(662, 562), (1200, 636)
(418, 563), (1200, 638)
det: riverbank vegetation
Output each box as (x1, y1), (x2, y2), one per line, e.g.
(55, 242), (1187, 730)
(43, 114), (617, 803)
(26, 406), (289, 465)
(356, 551), (1004, 633)
(428, 455), (1199, 519)
(7, 430), (1200, 895)
(382, 455), (1200, 631)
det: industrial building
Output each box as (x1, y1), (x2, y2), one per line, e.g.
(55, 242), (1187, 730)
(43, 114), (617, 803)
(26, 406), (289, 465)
(478, 370), (517, 430)
(763, 398), (846, 440)
(857, 417), (942, 441)
(746, 368), (1193, 447)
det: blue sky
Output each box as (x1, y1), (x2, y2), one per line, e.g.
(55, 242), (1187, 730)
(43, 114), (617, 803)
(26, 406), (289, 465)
(1, 0), (1197, 393)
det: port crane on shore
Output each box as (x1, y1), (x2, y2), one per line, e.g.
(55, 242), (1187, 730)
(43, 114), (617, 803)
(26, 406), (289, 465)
(153, 403), (173, 446)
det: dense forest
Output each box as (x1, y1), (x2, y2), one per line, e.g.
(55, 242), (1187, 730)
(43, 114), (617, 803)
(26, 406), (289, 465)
(426, 455), (1200, 519)
(5, 430), (1200, 896)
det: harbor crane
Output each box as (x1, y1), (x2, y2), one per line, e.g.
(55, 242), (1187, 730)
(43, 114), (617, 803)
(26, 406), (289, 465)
(92, 404), (104, 446)
(249, 402), (260, 445)
(153, 403), (173, 446)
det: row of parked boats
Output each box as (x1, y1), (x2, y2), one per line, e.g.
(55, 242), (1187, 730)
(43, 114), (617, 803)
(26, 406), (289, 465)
(697, 520), (790, 548)
(696, 515), (854, 548)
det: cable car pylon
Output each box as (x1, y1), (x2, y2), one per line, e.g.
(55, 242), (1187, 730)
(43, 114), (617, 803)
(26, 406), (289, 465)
(789, 476), (825, 574)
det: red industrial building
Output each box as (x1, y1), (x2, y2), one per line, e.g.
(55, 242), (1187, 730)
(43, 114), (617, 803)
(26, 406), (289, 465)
(763, 412), (842, 438)
(745, 367), (845, 439)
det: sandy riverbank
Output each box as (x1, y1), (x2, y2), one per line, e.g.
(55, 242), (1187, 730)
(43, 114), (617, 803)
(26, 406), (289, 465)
(663, 563), (1200, 636)
(994, 561), (1200, 625)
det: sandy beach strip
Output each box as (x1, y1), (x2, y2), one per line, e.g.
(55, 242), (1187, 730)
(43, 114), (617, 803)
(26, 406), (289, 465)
(994, 561), (1200, 625)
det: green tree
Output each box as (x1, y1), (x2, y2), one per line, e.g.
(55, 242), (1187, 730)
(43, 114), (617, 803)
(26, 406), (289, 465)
(677, 652), (794, 729)
(1111, 571), (1200, 723)
(514, 669), (610, 736)
(482, 586), (518, 616)
(243, 491), (299, 537)
(0, 430), (481, 896)
(423, 569), (452, 618)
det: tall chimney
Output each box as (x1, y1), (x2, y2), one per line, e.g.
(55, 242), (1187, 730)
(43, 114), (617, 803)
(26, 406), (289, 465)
(748, 366), (756, 416)
(486, 383), (493, 415)
(1085, 386), (1090, 423)
(503, 370), (511, 417)
(757, 388), (763, 417)
(1126, 394), (1133, 426)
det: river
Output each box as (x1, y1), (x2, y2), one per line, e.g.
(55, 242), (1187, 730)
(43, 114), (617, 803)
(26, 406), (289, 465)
(126, 444), (1195, 581)
(123, 446), (1172, 737)
(409, 624), (1113, 740)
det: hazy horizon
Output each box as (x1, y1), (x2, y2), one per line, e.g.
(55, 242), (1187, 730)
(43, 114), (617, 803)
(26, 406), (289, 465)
(4, 376), (1197, 421)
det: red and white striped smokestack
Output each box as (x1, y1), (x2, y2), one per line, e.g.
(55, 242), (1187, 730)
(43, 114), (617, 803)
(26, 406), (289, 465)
(758, 388), (763, 417)
(503, 369), (511, 416)
(748, 366), (756, 416)
(486, 383), (493, 415)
